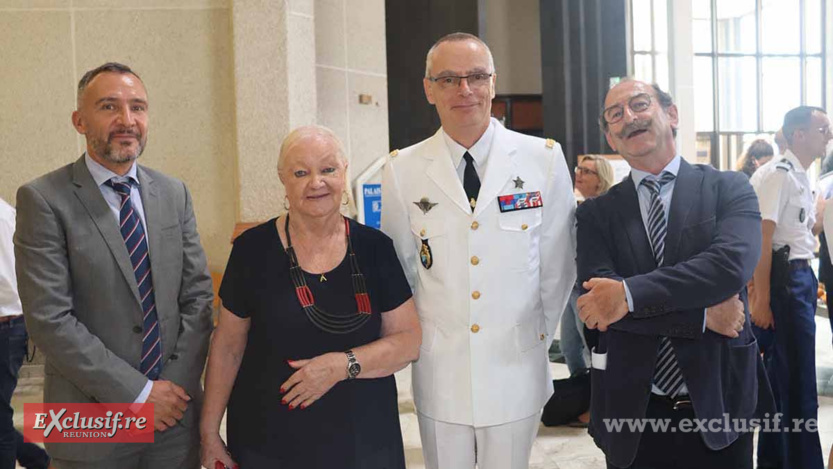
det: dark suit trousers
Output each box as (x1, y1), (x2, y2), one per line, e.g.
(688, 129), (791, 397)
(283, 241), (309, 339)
(0, 318), (50, 469)
(756, 265), (823, 469)
(606, 395), (753, 469)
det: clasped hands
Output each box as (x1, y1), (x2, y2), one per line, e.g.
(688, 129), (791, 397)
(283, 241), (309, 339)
(577, 277), (745, 338)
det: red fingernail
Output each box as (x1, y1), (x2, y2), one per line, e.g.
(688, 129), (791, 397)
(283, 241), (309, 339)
(280, 387), (285, 393)
(286, 359), (293, 364)
(281, 398), (287, 405)
(289, 405), (295, 410)
(300, 403), (306, 410)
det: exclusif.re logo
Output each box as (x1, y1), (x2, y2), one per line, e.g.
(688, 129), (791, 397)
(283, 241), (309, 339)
(24, 403), (154, 443)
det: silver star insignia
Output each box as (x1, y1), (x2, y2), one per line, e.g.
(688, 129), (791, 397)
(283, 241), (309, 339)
(414, 197), (438, 214)
(513, 176), (525, 189)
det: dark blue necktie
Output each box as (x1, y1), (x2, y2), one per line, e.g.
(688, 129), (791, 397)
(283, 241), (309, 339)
(105, 179), (161, 380)
(642, 172), (684, 397)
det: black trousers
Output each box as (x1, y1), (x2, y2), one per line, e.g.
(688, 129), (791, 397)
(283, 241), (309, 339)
(607, 395), (753, 469)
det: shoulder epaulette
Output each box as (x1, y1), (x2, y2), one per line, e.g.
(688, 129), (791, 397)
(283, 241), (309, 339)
(389, 149), (399, 158)
(545, 138), (555, 149)
(775, 159), (793, 172)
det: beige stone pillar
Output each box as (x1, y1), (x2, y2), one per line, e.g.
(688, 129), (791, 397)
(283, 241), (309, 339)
(231, 0), (317, 229)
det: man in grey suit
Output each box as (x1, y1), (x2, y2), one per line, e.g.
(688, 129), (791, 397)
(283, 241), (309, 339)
(14, 62), (213, 468)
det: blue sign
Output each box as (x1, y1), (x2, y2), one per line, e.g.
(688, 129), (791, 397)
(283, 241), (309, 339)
(363, 184), (382, 229)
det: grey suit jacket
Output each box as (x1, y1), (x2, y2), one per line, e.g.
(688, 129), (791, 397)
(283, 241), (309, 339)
(14, 156), (213, 461)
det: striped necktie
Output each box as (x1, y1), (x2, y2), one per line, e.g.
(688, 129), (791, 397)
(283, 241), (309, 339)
(105, 179), (162, 380)
(641, 172), (684, 397)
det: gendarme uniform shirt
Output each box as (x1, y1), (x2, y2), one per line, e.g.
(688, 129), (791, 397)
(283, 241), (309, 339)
(749, 150), (817, 261)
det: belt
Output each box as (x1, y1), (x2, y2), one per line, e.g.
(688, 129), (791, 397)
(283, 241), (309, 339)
(0, 315), (23, 324)
(650, 392), (693, 411)
(789, 259), (810, 271)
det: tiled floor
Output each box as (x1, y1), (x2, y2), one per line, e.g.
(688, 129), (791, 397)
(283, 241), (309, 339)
(13, 316), (833, 469)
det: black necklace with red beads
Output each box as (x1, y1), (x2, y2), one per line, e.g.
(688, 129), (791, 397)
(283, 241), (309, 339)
(284, 215), (372, 334)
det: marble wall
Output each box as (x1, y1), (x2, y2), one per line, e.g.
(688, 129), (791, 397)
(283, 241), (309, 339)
(0, 0), (389, 271)
(315, 0), (389, 182)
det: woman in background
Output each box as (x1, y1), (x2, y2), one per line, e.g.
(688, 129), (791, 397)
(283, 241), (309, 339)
(738, 139), (775, 178)
(557, 155), (614, 426)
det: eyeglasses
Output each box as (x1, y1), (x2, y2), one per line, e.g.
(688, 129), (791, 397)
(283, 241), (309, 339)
(807, 126), (833, 138)
(601, 93), (653, 125)
(427, 73), (493, 90)
(575, 166), (598, 176)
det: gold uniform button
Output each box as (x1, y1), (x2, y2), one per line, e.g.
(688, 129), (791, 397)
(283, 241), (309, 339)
(471, 324), (480, 333)
(521, 224), (529, 230)
(471, 221), (479, 230)
(472, 291), (481, 300)
(419, 228), (426, 237)
(471, 256), (480, 265)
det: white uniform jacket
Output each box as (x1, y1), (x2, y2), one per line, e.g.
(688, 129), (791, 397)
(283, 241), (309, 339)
(381, 120), (577, 426)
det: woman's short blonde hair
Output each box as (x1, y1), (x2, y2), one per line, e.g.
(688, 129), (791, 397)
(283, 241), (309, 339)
(277, 125), (356, 217)
(278, 125), (348, 173)
(579, 155), (615, 195)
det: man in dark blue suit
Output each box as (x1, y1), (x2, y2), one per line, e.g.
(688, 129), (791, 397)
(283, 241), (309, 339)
(576, 79), (769, 469)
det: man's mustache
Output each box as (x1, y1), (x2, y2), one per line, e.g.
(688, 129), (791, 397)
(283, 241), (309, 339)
(618, 119), (650, 139)
(108, 129), (141, 141)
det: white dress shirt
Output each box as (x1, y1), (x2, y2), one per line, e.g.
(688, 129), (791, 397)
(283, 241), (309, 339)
(443, 120), (495, 184)
(0, 198), (22, 318)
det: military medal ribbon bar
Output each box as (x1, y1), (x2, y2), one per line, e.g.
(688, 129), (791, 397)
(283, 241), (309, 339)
(498, 191), (544, 213)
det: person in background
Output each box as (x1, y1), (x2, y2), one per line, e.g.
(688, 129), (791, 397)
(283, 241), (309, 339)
(737, 139), (775, 179)
(574, 154), (615, 203)
(0, 197), (52, 469)
(774, 128), (787, 156)
(749, 106), (832, 469)
(553, 155), (615, 427)
(200, 125), (420, 469)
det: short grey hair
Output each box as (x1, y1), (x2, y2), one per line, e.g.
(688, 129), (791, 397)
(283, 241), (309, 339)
(424, 32), (495, 78)
(277, 125), (348, 173)
(77, 62), (142, 108)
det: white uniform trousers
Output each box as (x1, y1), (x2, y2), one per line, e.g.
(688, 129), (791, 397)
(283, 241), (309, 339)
(417, 411), (541, 469)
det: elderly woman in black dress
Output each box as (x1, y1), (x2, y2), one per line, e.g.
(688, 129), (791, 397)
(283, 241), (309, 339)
(200, 125), (420, 468)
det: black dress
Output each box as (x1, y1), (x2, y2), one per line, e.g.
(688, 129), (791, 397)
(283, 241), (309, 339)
(219, 218), (412, 469)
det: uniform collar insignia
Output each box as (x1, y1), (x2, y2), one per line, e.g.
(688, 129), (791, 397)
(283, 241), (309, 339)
(513, 176), (525, 189)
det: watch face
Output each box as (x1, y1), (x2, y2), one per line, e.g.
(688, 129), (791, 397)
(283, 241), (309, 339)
(348, 362), (361, 378)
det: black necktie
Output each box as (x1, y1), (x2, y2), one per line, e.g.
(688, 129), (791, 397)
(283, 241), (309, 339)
(463, 152), (480, 212)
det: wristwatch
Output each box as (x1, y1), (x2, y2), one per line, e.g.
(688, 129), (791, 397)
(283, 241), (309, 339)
(345, 350), (361, 379)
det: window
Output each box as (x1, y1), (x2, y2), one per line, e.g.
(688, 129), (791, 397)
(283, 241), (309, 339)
(691, 0), (827, 170)
(630, 0), (671, 91)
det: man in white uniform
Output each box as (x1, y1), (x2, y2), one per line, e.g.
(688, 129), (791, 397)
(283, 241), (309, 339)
(381, 32), (576, 469)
